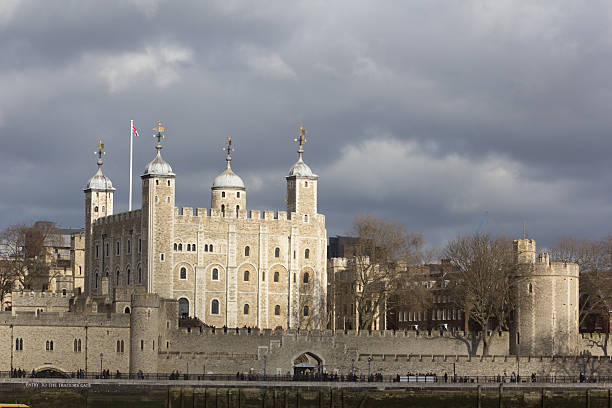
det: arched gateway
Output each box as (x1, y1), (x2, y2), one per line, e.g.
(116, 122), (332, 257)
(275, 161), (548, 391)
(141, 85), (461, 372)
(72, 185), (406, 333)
(292, 352), (323, 377)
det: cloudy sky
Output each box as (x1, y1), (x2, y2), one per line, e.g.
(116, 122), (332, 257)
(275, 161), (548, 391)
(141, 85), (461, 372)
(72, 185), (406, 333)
(1, 0), (612, 249)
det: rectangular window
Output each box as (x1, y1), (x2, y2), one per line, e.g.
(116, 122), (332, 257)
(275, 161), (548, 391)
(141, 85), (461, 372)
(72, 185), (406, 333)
(139, 239), (142, 253)
(96, 245), (99, 258)
(140, 340), (144, 350)
(160, 253), (165, 261)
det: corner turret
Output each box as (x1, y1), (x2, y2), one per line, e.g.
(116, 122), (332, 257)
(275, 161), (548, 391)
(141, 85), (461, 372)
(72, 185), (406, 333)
(84, 140), (115, 296)
(286, 125), (318, 216)
(141, 122), (175, 297)
(211, 136), (246, 216)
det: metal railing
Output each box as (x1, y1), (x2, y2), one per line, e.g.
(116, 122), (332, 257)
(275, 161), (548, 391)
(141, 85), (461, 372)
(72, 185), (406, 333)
(3, 370), (612, 384)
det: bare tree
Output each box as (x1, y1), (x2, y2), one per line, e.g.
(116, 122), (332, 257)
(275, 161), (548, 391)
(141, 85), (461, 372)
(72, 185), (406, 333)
(549, 236), (612, 328)
(350, 214), (425, 330)
(0, 222), (61, 300)
(444, 234), (514, 355)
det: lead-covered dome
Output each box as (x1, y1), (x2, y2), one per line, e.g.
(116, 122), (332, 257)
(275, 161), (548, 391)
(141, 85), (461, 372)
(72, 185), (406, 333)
(288, 156), (316, 177)
(85, 162), (115, 191)
(144, 150), (174, 176)
(212, 163), (245, 190)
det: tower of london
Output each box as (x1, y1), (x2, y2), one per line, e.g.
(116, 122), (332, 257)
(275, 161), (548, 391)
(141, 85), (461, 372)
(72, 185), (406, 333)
(85, 124), (327, 330)
(0, 123), (603, 379)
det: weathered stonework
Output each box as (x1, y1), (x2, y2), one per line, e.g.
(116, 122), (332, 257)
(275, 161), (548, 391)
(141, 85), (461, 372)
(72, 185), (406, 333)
(85, 136), (327, 330)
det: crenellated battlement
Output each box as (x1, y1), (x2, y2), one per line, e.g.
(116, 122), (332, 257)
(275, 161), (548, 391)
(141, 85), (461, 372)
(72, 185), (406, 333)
(172, 206), (323, 224)
(0, 310), (131, 326)
(93, 209), (142, 226)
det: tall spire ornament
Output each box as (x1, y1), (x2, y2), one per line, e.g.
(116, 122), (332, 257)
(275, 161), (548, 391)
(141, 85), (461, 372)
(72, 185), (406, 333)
(294, 125), (307, 160)
(223, 136), (235, 169)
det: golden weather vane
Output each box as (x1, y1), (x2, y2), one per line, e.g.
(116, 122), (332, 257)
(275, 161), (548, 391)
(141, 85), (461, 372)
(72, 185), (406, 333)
(294, 125), (307, 153)
(153, 121), (166, 144)
(223, 136), (235, 158)
(95, 139), (106, 160)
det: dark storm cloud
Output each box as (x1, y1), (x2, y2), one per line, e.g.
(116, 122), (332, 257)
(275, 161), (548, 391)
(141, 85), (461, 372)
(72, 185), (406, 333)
(1, 0), (612, 248)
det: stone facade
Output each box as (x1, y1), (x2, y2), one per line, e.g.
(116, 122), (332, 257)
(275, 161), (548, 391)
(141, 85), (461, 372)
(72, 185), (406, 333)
(0, 127), (591, 378)
(1, 291), (610, 377)
(510, 239), (580, 355)
(84, 132), (327, 330)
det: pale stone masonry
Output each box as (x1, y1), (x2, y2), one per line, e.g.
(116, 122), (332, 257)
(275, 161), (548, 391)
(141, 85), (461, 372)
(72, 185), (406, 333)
(85, 128), (327, 330)
(0, 125), (592, 378)
(510, 239), (580, 356)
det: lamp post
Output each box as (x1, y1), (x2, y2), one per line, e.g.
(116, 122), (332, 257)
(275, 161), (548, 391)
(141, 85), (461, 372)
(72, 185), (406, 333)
(367, 356), (372, 379)
(100, 353), (103, 377)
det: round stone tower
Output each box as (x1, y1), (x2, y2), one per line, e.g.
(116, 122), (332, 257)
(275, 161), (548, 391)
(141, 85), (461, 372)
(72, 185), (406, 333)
(129, 293), (161, 374)
(510, 239), (579, 355)
(84, 140), (115, 296)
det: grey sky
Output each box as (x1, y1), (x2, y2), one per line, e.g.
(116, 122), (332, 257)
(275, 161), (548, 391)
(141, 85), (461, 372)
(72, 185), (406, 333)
(1, 0), (611, 248)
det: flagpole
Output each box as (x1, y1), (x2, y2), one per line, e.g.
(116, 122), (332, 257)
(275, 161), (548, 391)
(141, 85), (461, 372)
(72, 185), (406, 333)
(129, 119), (133, 211)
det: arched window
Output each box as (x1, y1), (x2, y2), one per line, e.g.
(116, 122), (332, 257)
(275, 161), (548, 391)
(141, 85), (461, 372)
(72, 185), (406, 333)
(245, 246), (250, 256)
(180, 267), (187, 280)
(179, 298), (189, 318)
(243, 304), (249, 315)
(303, 306), (309, 316)
(117, 340), (121, 352)
(62, 288), (67, 296)
(187, 244), (191, 251)
(74, 339), (78, 352)
(94, 206), (99, 212)
(78, 339), (81, 352)
(124, 307), (130, 314)
(46, 340), (50, 351)
(222, 191), (226, 198)
(304, 215), (308, 223)
(303, 272), (309, 284)
(121, 340), (124, 353)
(275, 305), (281, 316)
(210, 244), (214, 252)
(205, 244), (209, 252)
(273, 271), (279, 282)
(274, 248), (280, 258)
(236, 205), (240, 216)
(237, 192), (241, 198)
(528, 283), (533, 294)
(178, 243), (183, 251)
(305, 249), (310, 259)
(212, 268), (219, 280)
(211, 299), (219, 315)
(127, 268), (131, 285)
(19, 338), (23, 350)
(243, 270), (249, 281)
(116, 270), (120, 285)
(17, 338), (21, 351)
(192, 243), (196, 251)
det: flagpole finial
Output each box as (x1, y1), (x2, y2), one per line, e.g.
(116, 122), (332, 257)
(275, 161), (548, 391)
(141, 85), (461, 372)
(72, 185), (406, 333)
(153, 121), (166, 151)
(294, 125), (307, 160)
(94, 139), (106, 167)
(222, 136), (235, 169)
